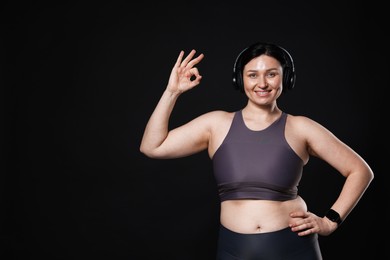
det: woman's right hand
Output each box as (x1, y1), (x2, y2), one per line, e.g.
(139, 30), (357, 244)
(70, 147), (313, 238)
(166, 50), (204, 94)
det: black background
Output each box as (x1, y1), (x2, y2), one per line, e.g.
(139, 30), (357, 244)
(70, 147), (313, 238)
(2, 1), (386, 259)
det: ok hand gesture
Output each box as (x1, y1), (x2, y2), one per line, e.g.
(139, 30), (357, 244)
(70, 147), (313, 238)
(167, 49), (204, 94)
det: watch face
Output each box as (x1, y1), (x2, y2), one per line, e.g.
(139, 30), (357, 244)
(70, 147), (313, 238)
(326, 209), (342, 225)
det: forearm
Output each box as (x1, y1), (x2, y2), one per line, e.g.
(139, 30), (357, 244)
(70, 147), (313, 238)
(328, 166), (374, 222)
(139, 89), (181, 157)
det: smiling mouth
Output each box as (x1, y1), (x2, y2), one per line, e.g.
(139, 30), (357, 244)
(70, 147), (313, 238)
(255, 90), (271, 95)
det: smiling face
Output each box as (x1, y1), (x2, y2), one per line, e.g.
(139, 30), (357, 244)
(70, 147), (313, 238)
(242, 54), (284, 106)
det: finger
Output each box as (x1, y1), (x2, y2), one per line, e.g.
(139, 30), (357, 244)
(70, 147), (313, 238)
(289, 211), (306, 218)
(186, 53), (204, 68)
(289, 214), (312, 228)
(189, 67), (201, 77)
(291, 222), (312, 235)
(174, 50), (185, 68)
(185, 68), (202, 85)
(290, 219), (307, 229)
(297, 228), (313, 236)
(180, 49), (197, 67)
(190, 75), (203, 86)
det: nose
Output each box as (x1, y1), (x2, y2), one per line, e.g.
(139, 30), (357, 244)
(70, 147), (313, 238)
(257, 76), (268, 88)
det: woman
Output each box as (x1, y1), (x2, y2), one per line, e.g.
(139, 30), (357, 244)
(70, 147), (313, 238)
(139, 42), (374, 259)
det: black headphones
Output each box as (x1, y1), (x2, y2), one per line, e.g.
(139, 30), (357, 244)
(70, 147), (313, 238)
(232, 42), (296, 92)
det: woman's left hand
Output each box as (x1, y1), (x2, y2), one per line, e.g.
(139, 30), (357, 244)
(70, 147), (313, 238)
(289, 210), (338, 236)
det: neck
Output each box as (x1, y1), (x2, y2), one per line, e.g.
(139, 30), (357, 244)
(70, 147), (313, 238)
(243, 102), (281, 116)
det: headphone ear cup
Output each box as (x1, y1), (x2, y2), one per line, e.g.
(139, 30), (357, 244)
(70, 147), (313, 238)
(284, 66), (296, 90)
(232, 47), (248, 93)
(283, 67), (292, 90)
(233, 70), (243, 92)
(289, 70), (296, 90)
(232, 69), (239, 90)
(281, 47), (296, 91)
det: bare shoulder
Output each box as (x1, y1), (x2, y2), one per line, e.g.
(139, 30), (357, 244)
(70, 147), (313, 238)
(286, 114), (329, 134)
(285, 113), (338, 147)
(199, 110), (235, 126)
(203, 110), (235, 118)
(178, 110), (235, 139)
(187, 110), (235, 137)
(286, 113), (342, 157)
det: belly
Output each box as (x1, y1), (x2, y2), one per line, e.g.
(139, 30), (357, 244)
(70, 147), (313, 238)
(220, 196), (307, 234)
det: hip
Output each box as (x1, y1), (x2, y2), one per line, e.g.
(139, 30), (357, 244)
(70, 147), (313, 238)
(216, 224), (322, 260)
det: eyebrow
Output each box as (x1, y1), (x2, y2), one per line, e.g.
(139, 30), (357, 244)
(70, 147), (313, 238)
(245, 68), (279, 72)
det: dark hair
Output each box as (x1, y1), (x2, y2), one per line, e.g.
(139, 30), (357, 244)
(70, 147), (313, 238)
(232, 42), (296, 93)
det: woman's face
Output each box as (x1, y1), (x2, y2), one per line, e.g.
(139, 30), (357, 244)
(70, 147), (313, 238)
(242, 54), (283, 105)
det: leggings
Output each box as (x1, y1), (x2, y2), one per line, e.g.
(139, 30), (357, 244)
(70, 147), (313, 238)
(216, 225), (323, 260)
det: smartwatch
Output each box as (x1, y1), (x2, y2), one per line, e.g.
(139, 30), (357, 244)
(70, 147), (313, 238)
(325, 209), (343, 226)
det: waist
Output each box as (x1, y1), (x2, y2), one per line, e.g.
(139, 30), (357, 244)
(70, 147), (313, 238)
(218, 181), (298, 202)
(220, 196), (307, 234)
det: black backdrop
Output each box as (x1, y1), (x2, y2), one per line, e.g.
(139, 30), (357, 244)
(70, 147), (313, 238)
(3, 1), (385, 259)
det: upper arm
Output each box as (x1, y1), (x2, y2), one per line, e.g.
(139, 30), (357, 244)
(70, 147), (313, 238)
(299, 117), (368, 177)
(151, 111), (221, 159)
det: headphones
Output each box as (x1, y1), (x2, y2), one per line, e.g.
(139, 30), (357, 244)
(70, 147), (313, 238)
(232, 42), (296, 92)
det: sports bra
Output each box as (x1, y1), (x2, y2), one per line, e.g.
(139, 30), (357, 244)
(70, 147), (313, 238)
(212, 110), (304, 202)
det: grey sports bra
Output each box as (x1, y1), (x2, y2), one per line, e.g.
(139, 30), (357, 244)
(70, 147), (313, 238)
(212, 110), (304, 202)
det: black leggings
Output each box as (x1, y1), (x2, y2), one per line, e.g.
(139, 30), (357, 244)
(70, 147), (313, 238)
(216, 225), (322, 260)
